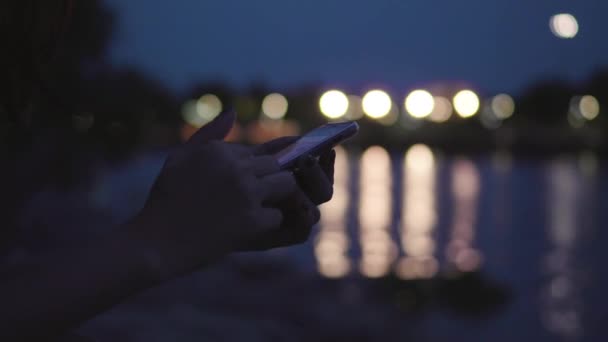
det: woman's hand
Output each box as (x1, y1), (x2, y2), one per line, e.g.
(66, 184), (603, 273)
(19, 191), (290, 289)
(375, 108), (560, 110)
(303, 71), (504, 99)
(129, 112), (301, 279)
(238, 137), (336, 251)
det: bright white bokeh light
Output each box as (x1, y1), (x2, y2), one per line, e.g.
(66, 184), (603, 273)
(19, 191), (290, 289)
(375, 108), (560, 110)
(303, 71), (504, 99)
(319, 90), (349, 119)
(491, 94), (515, 119)
(453, 90), (480, 118)
(405, 90), (435, 119)
(261, 93), (289, 120)
(196, 94), (223, 122)
(429, 96), (453, 123)
(362, 90), (392, 119)
(550, 13), (579, 39)
(579, 95), (600, 120)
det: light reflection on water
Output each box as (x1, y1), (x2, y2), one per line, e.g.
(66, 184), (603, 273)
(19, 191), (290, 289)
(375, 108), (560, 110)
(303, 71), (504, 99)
(316, 146), (351, 278)
(397, 144), (438, 280)
(541, 155), (597, 340)
(315, 147), (601, 340)
(447, 158), (483, 272)
(358, 146), (396, 278)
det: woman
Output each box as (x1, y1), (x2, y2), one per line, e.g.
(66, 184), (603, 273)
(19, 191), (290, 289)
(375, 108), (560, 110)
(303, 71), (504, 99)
(0, 1), (335, 340)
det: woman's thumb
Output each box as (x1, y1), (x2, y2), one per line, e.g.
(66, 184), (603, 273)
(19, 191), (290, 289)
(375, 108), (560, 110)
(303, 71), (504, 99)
(188, 110), (236, 145)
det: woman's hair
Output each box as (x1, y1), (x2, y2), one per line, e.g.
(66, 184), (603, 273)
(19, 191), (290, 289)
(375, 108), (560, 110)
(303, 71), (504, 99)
(0, 0), (73, 120)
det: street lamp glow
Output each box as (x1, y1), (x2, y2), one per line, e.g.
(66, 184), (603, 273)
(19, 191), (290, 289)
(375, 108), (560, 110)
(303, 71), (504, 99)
(550, 13), (579, 39)
(362, 90), (392, 119)
(319, 90), (349, 119)
(262, 93), (289, 120)
(491, 94), (515, 119)
(429, 96), (453, 123)
(579, 95), (600, 120)
(405, 90), (435, 119)
(196, 94), (223, 122)
(453, 90), (480, 118)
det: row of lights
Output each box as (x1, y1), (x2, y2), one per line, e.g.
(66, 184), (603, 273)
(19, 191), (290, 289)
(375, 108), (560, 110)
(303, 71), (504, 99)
(319, 88), (508, 123)
(182, 91), (600, 129)
(182, 93), (292, 128)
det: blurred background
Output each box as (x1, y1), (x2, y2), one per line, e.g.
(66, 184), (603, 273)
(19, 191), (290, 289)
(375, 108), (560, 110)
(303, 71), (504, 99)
(7, 0), (608, 340)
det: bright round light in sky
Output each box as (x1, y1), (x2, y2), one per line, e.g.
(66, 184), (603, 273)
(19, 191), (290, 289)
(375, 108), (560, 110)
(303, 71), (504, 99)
(428, 96), (453, 123)
(262, 93), (289, 120)
(550, 13), (579, 39)
(579, 95), (600, 120)
(453, 90), (480, 118)
(319, 90), (349, 119)
(405, 90), (435, 119)
(196, 94), (223, 122)
(491, 94), (515, 119)
(362, 90), (392, 119)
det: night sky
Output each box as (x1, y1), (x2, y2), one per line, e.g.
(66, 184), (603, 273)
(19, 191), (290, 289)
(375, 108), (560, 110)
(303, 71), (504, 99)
(103, 0), (608, 96)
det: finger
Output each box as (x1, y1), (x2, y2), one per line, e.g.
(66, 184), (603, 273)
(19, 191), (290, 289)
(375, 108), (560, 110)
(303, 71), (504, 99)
(254, 207), (284, 232)
(319, 149), (336, 184)
(260, 223), (315, 249)
(280, 190), (321, 230)
(246, 208), (318, 250)
(253, 136), (300, 156)
(187, 110), (236, 145)
(239, 193), (319, 251)
(275, 193), (320, 242)
(257, 172), (299, 204)
(295, 156), (334, 205)
(244, 155), (281, 177)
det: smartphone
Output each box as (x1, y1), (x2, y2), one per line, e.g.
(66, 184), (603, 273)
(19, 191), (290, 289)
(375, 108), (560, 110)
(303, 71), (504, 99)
(275, 121), (359, 170)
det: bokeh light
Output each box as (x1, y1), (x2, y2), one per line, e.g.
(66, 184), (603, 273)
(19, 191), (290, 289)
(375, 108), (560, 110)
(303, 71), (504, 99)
(447, 159), (483, 272)
(405, 90), (435, 119)
(491, 94), (515, 119)
(550, 13), (579, 39)
(481, 104), (502, 130)
(362, 90), (392, 119)
(181, 99), (202, 127)
(344, 95), (364, 120)
(316, 146), (351, 278)
(428, 96), (453, 123)
(542, 160), (584, 339)
(579, 95), (600, 120)
(319, 90), (349, 119)
(196, 94), (223, 123)
(261, 93), (289, 120)
(398, 144), (438, 280)
(453, 90), (480, 118)
(359, 146), (395, 278)
(377, 103), (399, 126)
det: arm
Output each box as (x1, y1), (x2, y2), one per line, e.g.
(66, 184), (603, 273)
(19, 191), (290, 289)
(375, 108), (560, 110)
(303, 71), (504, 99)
(0, 224), (160, 341)
(0, 112), (306, 341)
